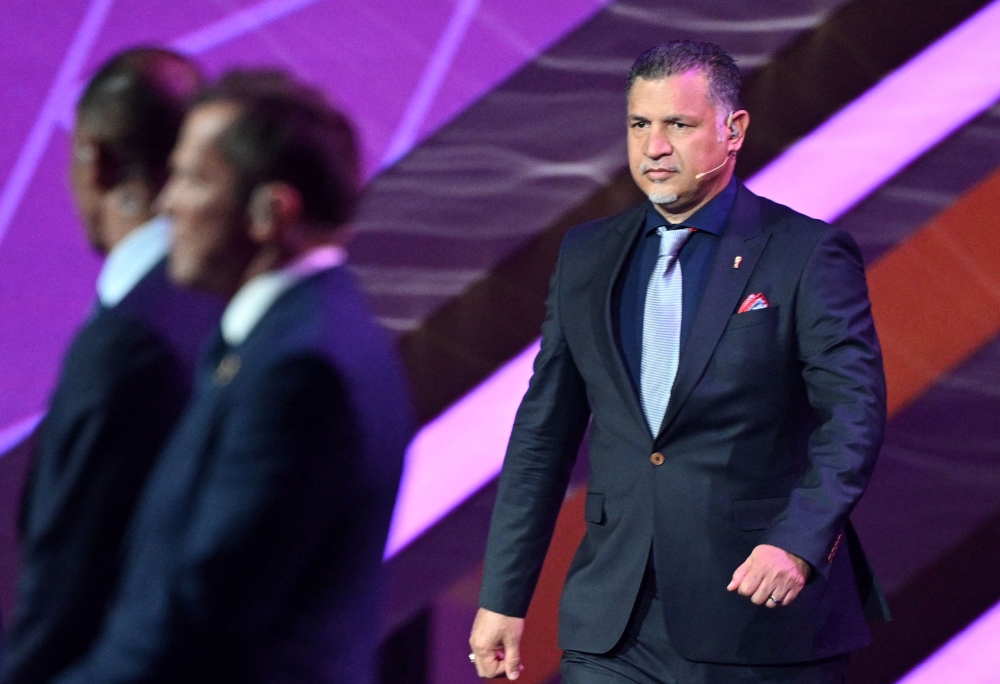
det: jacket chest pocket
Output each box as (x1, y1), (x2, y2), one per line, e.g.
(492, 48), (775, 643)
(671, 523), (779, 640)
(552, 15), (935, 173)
(726, 305), (778, 332)
(710, 306), (781, 377)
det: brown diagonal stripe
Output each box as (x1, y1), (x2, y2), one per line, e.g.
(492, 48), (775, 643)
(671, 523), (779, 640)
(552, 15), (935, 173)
(507, 164), (1000, 684)
(515, 488), (587, 684)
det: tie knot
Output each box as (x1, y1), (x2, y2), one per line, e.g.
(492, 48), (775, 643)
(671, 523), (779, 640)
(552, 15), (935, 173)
(656, 226), (691, 258)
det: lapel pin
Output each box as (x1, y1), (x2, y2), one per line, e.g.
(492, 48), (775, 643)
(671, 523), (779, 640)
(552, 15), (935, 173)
(733, 256), (743, 269)
(213, 352), (241, 386)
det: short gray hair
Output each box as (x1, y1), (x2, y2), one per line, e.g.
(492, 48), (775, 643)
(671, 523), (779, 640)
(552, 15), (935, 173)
(628, 40), (742, 114)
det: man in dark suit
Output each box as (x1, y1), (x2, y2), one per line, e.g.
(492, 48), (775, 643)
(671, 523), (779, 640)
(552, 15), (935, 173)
(53, 70), (412, 684)
(3, 49), (222, 684)
(470, 41), (887, 683)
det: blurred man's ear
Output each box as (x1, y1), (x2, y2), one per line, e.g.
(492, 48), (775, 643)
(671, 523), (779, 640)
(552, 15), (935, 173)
(248, 182), (303, 246)
(71, 137), (99, 187)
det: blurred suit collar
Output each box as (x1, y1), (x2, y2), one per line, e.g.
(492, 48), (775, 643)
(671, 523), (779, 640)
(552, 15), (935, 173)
(96, 215), (170, 308)
(221, 245), (347, 346)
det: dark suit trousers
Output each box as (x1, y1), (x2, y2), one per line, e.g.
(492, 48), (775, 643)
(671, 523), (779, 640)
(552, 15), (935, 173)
(561, 571), (849, 684)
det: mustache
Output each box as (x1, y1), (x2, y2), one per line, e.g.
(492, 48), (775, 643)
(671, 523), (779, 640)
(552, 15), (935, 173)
(639, 162), (680, 174)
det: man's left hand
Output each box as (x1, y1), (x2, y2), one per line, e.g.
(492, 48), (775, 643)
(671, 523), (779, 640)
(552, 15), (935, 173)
(727, 544), (811, 607)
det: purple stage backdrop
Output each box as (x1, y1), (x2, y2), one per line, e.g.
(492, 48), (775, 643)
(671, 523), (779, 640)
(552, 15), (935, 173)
(0, 0), (608, 444)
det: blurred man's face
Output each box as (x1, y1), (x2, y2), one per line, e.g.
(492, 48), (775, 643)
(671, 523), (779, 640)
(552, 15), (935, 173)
(627, 70), (734, 220)
(159, 102), (250, 296)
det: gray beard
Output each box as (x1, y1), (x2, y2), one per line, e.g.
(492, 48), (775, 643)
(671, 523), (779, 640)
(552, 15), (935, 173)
(648, 191), (678, 205)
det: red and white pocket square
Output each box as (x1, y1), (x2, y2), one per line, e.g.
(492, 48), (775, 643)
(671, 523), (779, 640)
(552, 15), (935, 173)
(738, 293), (769, 313)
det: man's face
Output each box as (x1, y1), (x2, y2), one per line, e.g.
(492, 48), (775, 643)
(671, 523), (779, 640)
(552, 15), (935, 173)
(627, 71), (735, 219)
(159, 102), (250, 295)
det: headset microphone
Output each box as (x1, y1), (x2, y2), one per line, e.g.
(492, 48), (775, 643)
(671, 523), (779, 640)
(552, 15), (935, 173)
(694, 151), (734, 180)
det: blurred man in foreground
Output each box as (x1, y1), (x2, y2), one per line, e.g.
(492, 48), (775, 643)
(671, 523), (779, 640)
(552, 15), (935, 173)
(55, 70), (412, 684)
(4, 48), (221, 684)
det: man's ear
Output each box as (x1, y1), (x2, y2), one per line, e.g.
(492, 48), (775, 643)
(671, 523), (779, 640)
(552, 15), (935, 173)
(726, 109), (750, 155)
(247, 182), (303, 245)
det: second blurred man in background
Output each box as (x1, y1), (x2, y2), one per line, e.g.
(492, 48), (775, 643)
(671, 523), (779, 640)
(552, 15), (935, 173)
(4, 48), (222, 684)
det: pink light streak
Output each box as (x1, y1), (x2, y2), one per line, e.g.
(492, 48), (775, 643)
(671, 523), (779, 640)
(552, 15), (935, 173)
(746, 0), (1000, 223)
(384, 341), (539, 557)
(0, 412), (44, 458)
(896, 602), (1000, 683)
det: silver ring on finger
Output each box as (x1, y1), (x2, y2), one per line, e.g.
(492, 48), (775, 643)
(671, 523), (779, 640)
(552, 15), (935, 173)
(768, 595), (782, 605)
(469, 653), (476, 663)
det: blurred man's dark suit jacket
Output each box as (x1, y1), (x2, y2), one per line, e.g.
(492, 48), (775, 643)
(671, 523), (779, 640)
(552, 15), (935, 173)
(4, 260), (222, 684)
(480, 182), (890, 665)
(55, 264), (412, 684)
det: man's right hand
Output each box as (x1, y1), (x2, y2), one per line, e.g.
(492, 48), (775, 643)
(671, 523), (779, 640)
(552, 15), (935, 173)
(469, 607), (525, 679)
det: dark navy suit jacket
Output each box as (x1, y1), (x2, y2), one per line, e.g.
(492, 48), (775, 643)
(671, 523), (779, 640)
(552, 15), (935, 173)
(480, 182), (889, 664)
(56, 265), (412, 684)
(5, 262), (222, 684)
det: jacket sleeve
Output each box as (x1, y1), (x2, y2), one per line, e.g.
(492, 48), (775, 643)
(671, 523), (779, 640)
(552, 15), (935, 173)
(478, 240), (592, 617)
(6, 319), (185, 684)
(762, 227), (887, 579)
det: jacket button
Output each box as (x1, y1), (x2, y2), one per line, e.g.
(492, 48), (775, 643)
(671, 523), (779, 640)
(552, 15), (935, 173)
(650, 452), (665, 465)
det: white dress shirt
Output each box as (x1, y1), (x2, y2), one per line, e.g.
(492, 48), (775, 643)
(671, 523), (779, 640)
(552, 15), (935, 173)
(220, 245), (348, 346)
(95, 216), (170, 308)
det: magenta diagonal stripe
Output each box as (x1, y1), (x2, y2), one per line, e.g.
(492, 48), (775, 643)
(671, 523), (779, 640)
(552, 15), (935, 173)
(0, 0), (115, 252)
(379, 0), (481, 168)
(170, 0), (323, 55)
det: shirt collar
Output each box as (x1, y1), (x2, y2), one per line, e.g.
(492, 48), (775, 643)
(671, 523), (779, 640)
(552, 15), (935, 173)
(220, 245), (347, 346)
(96, 215), (170, 307)
(643, 175), (738, 236)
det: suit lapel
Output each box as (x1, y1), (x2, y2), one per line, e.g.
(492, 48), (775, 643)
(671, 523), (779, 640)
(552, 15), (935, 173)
(656, 185), (770, 442)
(591, 205), (648, 433)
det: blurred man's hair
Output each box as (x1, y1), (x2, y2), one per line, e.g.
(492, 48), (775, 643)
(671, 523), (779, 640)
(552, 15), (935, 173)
(78, 47), (203, 189)
(197, 70), (361, 230)
(628, 40), (742, 113)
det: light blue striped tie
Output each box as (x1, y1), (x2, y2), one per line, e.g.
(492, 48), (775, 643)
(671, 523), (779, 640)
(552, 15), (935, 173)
(640, 227), (691, 436)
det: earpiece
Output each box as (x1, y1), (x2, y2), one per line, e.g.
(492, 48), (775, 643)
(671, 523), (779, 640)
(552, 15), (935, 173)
(118, 190), (142, 218)
(254, 205), (273, 223)
(249, 188), (274, 224)
(694, 113), (740, 180)
(74, 143), (96, 164)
